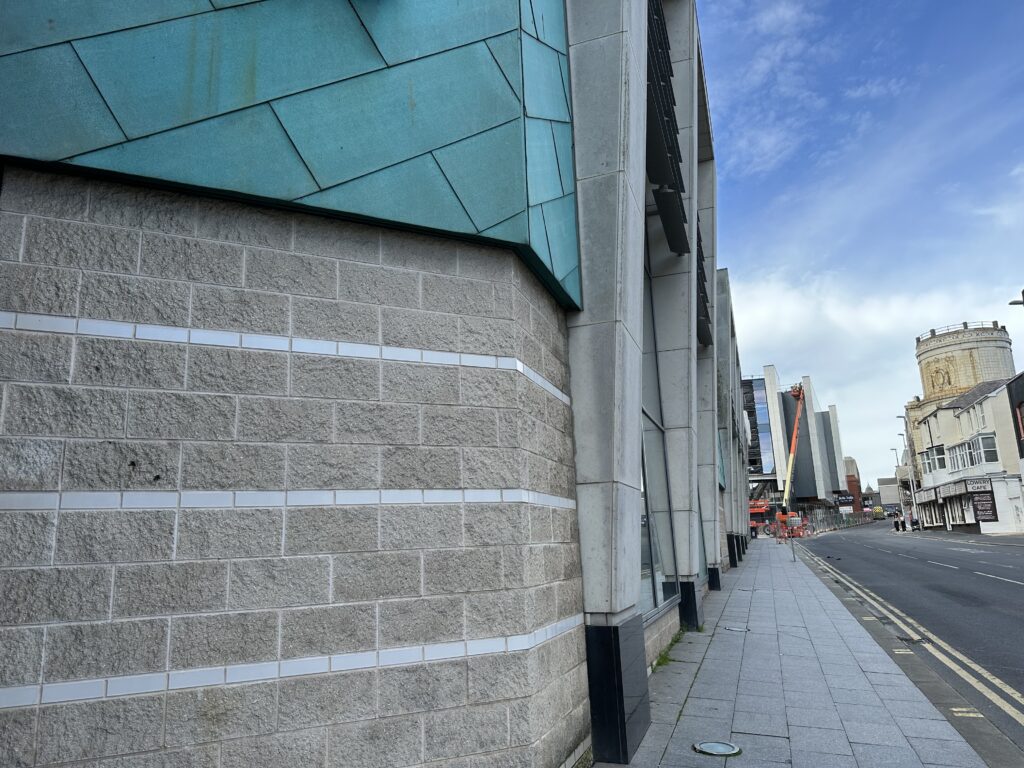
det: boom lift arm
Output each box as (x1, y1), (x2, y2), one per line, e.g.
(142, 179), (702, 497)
(780, 384), (805, 511)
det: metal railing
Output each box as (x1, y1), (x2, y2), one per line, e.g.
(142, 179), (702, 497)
(915, 321), (1003, 343)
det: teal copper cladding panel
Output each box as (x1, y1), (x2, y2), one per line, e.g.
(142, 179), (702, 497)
(0, 0), (581, 308)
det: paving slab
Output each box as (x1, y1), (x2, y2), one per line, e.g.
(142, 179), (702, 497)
(594, 538), (990, 768)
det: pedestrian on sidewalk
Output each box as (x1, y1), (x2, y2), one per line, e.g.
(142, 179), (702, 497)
(894, 515), (901, 533)
(901, 516), (907, 532)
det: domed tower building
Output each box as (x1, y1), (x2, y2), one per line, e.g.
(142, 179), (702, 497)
(905, 321), (1016, 524)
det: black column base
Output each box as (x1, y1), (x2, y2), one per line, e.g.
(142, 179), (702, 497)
(707, 566), (721, 591)
(726, 534), (738, 568)
(679, 580), (705, 629)
(740, 535), (747, 554)
(585, 613), (650, 764)
(735, 533), (743, 562)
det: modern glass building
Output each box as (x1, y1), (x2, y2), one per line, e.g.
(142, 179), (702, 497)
(0, 2), (749, 765)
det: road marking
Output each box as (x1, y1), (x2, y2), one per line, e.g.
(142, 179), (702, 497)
(979, 561), (1016, 569)
(927, 561), (959, 569)
(862, 616), (878, 621)
(878, 548), (892, 553)
(897, 553), (919, 560)
(974, 571), (1024, 586)
(800, 546), (1024, 728)
(894, 649), (914, 655)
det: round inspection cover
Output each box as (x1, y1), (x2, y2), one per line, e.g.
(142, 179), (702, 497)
(692, 741), (742, 756)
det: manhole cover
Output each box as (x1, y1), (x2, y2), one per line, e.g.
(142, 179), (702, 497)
(693, 741), (742, 756)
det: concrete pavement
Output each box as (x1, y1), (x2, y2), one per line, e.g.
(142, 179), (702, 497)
(602, 537), (989, 767)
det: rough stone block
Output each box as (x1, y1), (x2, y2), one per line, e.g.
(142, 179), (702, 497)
(187, 346), (288, 395)
(378, 596), (464, 647)
(0, 627), (43, 686)
(176, 508), (283, 560)
(460, 368), (517, 408)
(422, 274), (495, 317)
(424, 703), (510, 760)
(221, 729), (327, 768)
(181, 443), (286, 489)
(0, 437), (62, 490)
(379, 504), (462, 550)
(498, 410), (522, 448)
(44, 618), (168, 681)
(195, 199), (291, 249)
(457, 243), (515, 283)
(164, 682), (277, 746)
(113, 561), (227, 617)
(335, 401), (419, 445)
(285, 506), (378, 554)
(460, 316), (516, 356)
(556, 580), (584, 620)
(378, 660), (467, 716)
(87, 179), (196, 236)
(105, 745), (219, 768)
(0, 261), (79, 315)
(0, 331), (73, 383)
(238, 397), (333, 442)
(278, 670), (377, 729)
(381, 307), (458, 350)
(462, 447), (526, 488)
(0, 708), (35, 768)
(381, 446), (460, 489)
(326, 714), (423, 768)
(247, 248), (337, 298)
(551, 508), (578, 543)
(63, 440), (180, 490)
(0, 565), (110, 624)
(292, 295), (378, 343)
(464, 503), (531, 546)
(422, 405), (498, 446)
(331, 551), (421, 602)
(79, 272), (190, 325)
(530, 506), (554, 543)
(382, 362), (459, 404)
(468, 651), (536, 703)
(465, 590), (530, 638)
(56, 509), (175, 563)
(424, 548), (504, 594)
(36, 695), (164, 764)
(190, 285), (290, 335)
(228, 556), (330, 609)
(128, 391), (236, 439)
(293, 214), (379, 263)
(290, 355), (380, 400)
(0, 212), (23, 261)
(0, 167), (89, 218)
(280, 603), (377, 658)
(140, 233), (243, 286)
(170, 611), (279, 668)
(381, 230), (457, 275)
(23, 216), (140, 273)
(73, 337), (187, 389)
(338, 259), (419, 308)
(287, 445), (378, 490)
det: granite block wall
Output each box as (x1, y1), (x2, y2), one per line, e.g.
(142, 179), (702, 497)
(0, 165), (587, 768)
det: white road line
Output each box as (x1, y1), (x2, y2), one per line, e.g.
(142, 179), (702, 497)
(801, 548), (1024, 728)
(979, 561), (1016, 569)
(928, 561), (959, 569)
(974, 571), (1024, 586)
(878, 548), (892, 553)
(897, 553), (919, 560)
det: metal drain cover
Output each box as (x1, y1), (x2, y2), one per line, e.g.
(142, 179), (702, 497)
(693, 741), (742, 756)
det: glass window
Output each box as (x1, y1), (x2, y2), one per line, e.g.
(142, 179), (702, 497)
(981, 435), (998, 463)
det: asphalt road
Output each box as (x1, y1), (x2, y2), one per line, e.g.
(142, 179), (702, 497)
(803, 521), (1024, 749)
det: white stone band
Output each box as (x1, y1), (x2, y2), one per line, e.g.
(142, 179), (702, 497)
(0, 614), (584, 709)
(0, 311), (571, 404)
(0, 488), (576, 511)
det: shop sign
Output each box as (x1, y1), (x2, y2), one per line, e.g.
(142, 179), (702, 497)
(939, 481), (966, 499)
(965, 478), (992, 493)
(915, 488), (936, 503)
(971, 491), (998, 523)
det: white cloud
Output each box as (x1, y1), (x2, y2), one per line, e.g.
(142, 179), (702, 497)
(844, 77), (909, 100)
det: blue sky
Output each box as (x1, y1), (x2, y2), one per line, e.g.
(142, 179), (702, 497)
(698, 0), (1024, 488)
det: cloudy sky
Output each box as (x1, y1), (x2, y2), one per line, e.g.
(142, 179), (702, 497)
(698, 0), (1024, 488)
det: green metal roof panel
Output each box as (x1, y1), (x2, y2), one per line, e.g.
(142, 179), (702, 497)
(0, 45), (125, 160)
(69, 106), (319, 200)
(74, 0), (384, 138)
(0, 0), (581, 309)
(351, 0), (517, 65)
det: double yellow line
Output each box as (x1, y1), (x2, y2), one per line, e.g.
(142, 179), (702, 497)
(800, 545), (1024, 728)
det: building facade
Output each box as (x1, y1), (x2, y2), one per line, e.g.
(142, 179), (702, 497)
(0, 2), (748, 766)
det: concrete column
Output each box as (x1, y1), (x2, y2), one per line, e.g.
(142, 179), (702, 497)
(566, 2), (650, 762)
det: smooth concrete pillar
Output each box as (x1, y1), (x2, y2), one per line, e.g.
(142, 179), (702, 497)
(566, 2), (650, 762)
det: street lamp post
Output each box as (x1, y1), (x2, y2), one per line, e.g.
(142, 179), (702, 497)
(898, 431), (921, 527)
(1009, 289), (1024, 307)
